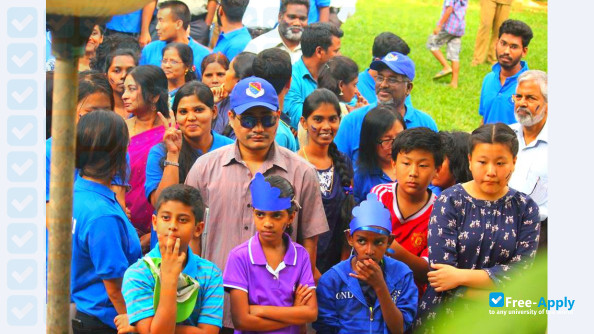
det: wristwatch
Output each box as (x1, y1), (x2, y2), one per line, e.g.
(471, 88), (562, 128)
(163, 160), (180, 167)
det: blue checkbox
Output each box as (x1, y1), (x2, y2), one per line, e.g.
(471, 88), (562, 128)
(489, 292), (505, 307)
(7, 188), (37, 218)
(7, 224), (37, 254)
(7, 8), (37, 38)
(8, 44), (37, 74)
(7, 295), (37, 326)
(7, 116), (37, 146)
(7, 152), (37, 182)
(8, 259), (37, 290)
(8, 80), (37, 110)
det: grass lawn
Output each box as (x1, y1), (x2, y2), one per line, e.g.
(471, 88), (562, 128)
(340, 0), (548, 132)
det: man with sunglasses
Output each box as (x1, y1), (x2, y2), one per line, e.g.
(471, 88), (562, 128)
(335, 51), (438, 168)
(185, 76), (328, 332)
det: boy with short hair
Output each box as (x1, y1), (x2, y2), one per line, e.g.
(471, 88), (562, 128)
(371, 127), (443, 289)
(314, 193), (418, 333)
(117, 184), (223, 334)
(426, 0), (469, 88)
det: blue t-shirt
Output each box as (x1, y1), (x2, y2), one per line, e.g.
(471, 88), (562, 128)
(334, 103), (438, 168)
(357, 68), (413, 108)
(308, 0), (331, 24)
(479, 61), (528, 125)
(71, 178), (142, 329)
(140, 37), (211, 78)
(212, 26), (252, 61)
(275, 119), (298, 152)
(284, 57), (317, 129)
(353, 167), (394, 204)
(106, 10), (142, 34)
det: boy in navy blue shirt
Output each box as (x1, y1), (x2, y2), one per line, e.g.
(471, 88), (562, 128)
(314, 193), (418, 333)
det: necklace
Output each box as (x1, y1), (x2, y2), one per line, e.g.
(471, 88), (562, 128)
(301, 147), (334, 195)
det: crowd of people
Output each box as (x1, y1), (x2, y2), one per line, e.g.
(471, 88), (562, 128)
(45, 0), (548, 333)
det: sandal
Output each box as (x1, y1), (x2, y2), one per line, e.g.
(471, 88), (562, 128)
(433, 68), (452, 79)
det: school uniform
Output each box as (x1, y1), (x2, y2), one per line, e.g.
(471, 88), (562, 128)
(313, 255), (418, 333)
(212, 26), (252, 61)
(223, 232), (316, 334)
(71, 177), (142, 331)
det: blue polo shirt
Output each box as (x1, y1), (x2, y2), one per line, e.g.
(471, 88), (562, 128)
(357, 69), (413, 107)
(71, 177), (142, 329)
(334, 103), (438, 167)
(106, 10), (142, 34)
(213, 26), (252, 61)
(123, 244), (224, 327)
(308, 0), (331, 24)
(284, 57), (317, 128)
(479, 61), (528, 124)
(140, 37), (211, 78)
(276, 119), (298, 152)
(144, 132), (234, 200)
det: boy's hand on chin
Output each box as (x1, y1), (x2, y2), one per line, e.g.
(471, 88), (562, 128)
(349, 258), (385, 290)
(158, 231), (186, 283)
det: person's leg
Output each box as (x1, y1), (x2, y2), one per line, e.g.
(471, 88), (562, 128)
(447, 36), (462, 88)
(427, 32), (452, 75)
(472, 0), (497, 65)
(488, 2), (513, 63)
(189, 18), (210, 46)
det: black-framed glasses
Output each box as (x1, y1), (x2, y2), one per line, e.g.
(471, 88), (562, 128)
(375, 75), (410, 85)
(377, 138), (396, 150)
(237, 115), (278, 129)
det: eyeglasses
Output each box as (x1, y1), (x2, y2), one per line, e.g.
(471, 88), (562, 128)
(375, 75), (410, 86)
(377, 138), (396, 150)
(161, 58), (181, 66)
(237, 115), (278, 129)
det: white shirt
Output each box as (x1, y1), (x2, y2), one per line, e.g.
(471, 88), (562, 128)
(242, 0), (280, 28)
(243, 27), (303, 64)
(509, 122), (548, 221)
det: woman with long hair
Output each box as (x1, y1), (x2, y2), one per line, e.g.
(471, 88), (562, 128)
(317, 55), (368, 116)
(161, 42), (197, 108)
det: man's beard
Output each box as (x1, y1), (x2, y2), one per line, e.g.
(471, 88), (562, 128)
(279, 22), (303, 42)
(514, 105), (546, 127)
(497, 53), (521, 70)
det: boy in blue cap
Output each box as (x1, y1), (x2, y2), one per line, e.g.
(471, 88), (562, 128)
(314, 193), (418, 333)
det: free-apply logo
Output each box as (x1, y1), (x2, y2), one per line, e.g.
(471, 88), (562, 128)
(489, 292), (504, 307)
(488, 292), (576, 311)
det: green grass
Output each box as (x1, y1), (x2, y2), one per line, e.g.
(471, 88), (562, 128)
(340, 0), (548, 132)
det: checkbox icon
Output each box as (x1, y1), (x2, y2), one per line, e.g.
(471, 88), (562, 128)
(7, 80), (37, 110)
(7, 295), (37, 326)
(489, 292), (504, 307)
(8, 44), (37, 74)
(8, 259), (37, 290)
(7, 116), (37, 146)
(7, 8), (37, 38)
(7, 224), (37, 254)
(7, 188), (37, 218)
(7, 152), (37, 182)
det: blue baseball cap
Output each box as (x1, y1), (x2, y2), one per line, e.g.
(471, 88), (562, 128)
(370, 51), (415, 81)
(230, 77), (279, 115)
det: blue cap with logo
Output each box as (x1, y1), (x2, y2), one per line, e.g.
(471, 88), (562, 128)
(370, 51), (415, 81)
(230, 76), (279, 115)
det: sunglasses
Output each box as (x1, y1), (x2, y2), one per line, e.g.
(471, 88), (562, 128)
(237, 115), (278, 129)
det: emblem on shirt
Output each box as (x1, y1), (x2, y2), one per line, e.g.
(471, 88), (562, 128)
(246, 82), (264, 98)
(335, 291), (354, 300)
(411, 232), (426, 248)
(385, 53), (398, 62)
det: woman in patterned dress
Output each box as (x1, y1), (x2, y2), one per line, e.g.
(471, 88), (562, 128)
(298, 89), (355, 278)
(415, 123), (540, 330)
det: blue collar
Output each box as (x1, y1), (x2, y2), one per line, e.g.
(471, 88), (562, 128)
(220, 26), (249, 40)
(248, 232), (297, 266)
(74, 177), (118, 203)
(148, 242), (199, 278)
(491, 60), (528, 78)
(295, 57), (315, 82)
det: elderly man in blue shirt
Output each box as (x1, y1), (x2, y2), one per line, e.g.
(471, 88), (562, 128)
(335, 51), (438, 167)
(213, 0), (252, 61)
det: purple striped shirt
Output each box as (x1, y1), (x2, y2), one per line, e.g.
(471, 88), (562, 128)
(440, 0), (469, 37)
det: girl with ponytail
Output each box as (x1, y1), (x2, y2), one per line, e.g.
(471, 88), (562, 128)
(298, 88), (356, 275)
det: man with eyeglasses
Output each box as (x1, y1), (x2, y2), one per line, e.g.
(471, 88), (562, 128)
(335, 51), (438, 168)
(508, 70), (548, 250)
(478, 19), (533, 125)
(185, 76), (328, 332)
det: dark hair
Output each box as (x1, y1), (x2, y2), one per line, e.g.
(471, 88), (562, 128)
(160, 81), (216, 181)
(46, 71), (54, 139)
(302, 88), (355, 232)
(301, 22), (344, 58)
(317, 56), (358, 99)
(76, 109), (129, 182)
(128, 65), (170, 118)
(158, 0), (191, 29)
(221, 0), (249, 23)
(439, 131), (472, 183)
(155, 184), (205, 222)
(163, 42), (197, 82)
(232, 52), (257, 79)
(372, 32), (410, 59)
(279, 0), (310, 15)
(358, 105), (406, 172)
(391, 127), (444, 167)
(469, 123), (519, 157)
(499, 19), (534, 48)
(91, 33), (140, 73)
(262, 175), (297, 234)
(252, 48), (292, 94)
(78, 70), (115, 109)
(200, 52), (230, 75)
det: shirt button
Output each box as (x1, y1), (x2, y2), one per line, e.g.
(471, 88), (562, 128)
(273, 277), (277, 280)
(244, 226), (249, 230)
(247, 203), (251, 208)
